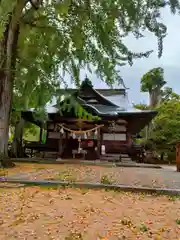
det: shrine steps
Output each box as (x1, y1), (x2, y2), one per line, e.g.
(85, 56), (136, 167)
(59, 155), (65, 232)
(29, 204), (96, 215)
(100, 154), (134, 164)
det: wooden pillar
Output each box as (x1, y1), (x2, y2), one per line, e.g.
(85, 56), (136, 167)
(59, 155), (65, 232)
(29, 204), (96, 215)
(97, 128), (101, 157)
(39, 127), (43, 143)
(58, 134), (62, 158)
(176, 143), (180, 172)
(99, 131), (103, 155)
(65, 130), (68, 139)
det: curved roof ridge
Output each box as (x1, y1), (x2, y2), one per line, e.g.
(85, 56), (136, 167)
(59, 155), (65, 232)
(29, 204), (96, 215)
(93, 88), (119, 107)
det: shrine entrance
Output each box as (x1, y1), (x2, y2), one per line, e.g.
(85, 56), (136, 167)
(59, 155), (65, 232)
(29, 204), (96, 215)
(55, 121), (104, 160)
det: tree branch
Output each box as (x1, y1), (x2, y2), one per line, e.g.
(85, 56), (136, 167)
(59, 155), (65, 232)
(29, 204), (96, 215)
(29, 0), (43, 10)
(21, 0), (44, 27)
(29, 0), (39, 10)
(22, 21), (52, 29)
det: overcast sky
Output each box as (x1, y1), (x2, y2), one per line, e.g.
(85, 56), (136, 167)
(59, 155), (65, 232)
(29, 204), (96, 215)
(119, 8), (180, 104)
(67, 8), (180, 104)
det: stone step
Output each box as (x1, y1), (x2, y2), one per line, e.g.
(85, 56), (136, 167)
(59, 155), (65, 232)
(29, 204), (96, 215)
(90, 158), (133, 164)
(121, 157), (132, 161)
(101, 154), (129, 158)
(100, 152), (135, 163)
(121, 155), (131, 157)
(121, 160), (134, 163)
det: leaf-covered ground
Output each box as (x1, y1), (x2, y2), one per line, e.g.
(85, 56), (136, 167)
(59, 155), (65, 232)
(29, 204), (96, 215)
(0, 187), (180, 240)
(0, 163), (39, 177)
(1, 163), (179, 189)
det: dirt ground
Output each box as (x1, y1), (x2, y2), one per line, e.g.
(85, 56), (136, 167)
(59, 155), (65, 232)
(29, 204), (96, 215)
(0, 187), (180, 240)
(0, 163), (40, 177)
(1, 163), (180, 189)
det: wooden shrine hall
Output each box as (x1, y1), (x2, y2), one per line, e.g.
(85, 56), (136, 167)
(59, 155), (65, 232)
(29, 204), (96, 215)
(22, 79), (157, 161)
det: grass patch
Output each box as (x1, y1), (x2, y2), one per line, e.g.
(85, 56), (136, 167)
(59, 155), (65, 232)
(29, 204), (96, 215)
(80, 188), (89, 195)
(57, 170), (77, 183)
(65, 232), (83, 240)
(168, 195), (180, 201)
(39, 185), (60, 190)
(176, 219), (180, 225)
(139, 223), (149, 232)
(100, 174), (114, 185)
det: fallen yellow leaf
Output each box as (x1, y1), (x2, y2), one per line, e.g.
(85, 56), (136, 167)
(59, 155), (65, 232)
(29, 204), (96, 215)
(154, 235), (161, 240)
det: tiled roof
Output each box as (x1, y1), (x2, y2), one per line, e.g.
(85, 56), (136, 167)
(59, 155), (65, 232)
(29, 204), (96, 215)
(82, 104), (125, 116)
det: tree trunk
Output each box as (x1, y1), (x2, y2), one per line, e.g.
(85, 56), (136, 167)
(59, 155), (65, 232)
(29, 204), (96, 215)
(0, 71), (16, 167)
(11, 118), (25, 157)
(149, 91), (157, 107)
(0, 1), (26, 167)
(12, 96), (29, 157)
(149, 89), (161, 108)
(160, 152), (164, 161)
(0, 73), (12, 156)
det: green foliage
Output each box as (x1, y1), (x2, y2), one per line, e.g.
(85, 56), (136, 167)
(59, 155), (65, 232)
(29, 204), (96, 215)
(80, 77), (93, 88)
(135, 91), (180, 162)
(1, 0), (180, 87)
(141, 67), (165, 93)
(23, 123), (40, 141)
(161, 87), (177, 102)
(0, 0), (16, 40)
(152, 96), (180, 143)
(176, 219), (180, 225)
(100, 174), (113, 185)
(57, 94), (100, 120)
(147, 93), (180, 159)
(140, 67), (166, 107)
(134, 104), (151, 110)
(139, 223), (149, 232)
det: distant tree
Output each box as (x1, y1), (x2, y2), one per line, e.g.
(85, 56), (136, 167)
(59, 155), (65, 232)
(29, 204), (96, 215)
(147, 93), (180, 161)
(80, 77), (93, 88)
(160, 86), (180, 103)
(134, 103), (150, 110)
(134, 103), (151, 140)
(141, 67), (166, 107)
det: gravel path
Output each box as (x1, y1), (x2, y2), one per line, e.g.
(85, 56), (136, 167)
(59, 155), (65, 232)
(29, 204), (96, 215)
(2, 163), (180, 190)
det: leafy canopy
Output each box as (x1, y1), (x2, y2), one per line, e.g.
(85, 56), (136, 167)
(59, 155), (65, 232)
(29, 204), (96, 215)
(1, 0), (180, 127)
(80, 77), (93, 89)
(141, 67), (166, 93)
(136, 92), (180, 159)
(1, 0), (180, 88)
(150, 94), (180, 147)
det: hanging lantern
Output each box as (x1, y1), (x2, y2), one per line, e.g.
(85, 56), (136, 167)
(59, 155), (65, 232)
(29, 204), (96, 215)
(84, 132), (87, 139)
(72, 133), (76, 139)
(95, 128), (98, 135)
(60, 127), (64, 134)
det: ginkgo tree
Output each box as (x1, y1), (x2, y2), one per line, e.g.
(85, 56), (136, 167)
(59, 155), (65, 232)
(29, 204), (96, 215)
(141, 67), (166, 107)
(0, 0), (180, 164)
